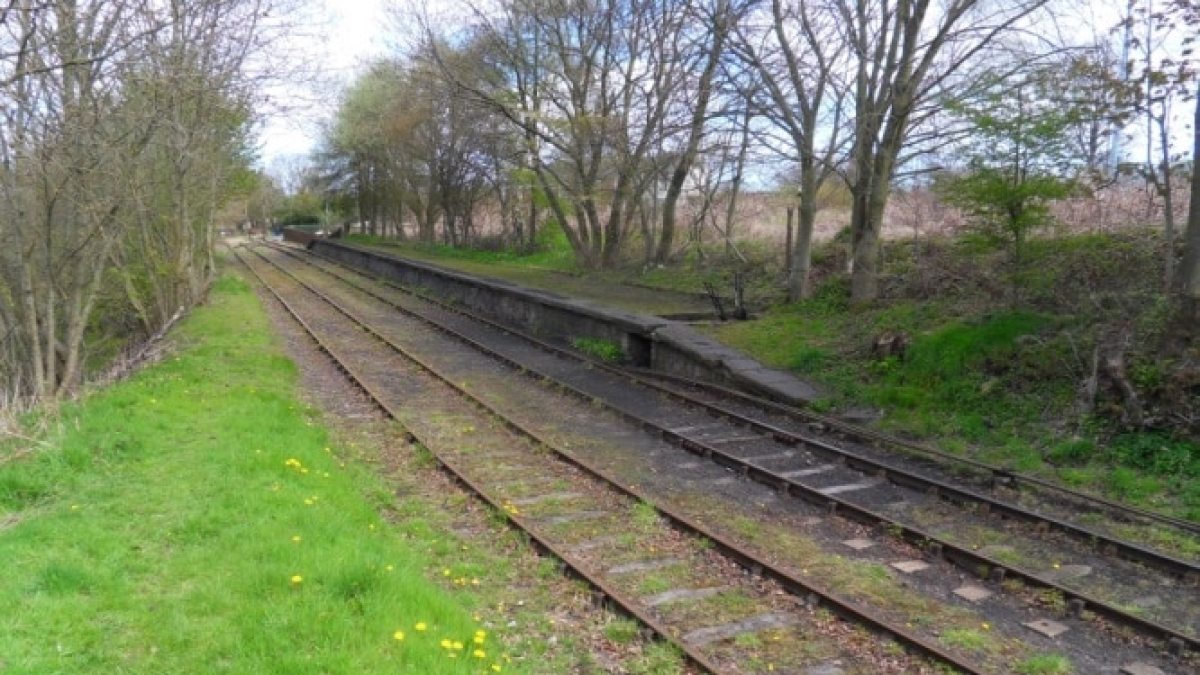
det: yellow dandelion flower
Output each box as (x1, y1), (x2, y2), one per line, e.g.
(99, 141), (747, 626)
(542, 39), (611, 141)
(491, 664), (502, 672)
(384, 564), (394, 572)
(442, 568), (451, 577)
(452, 641), (464, 650)
(473, 649), (486, 659)
(393, 630), (405, 641)
(415, 622), (427, 632)
(474, 636), (485, 645)
(440, 639), (453, 649)
(290, 575), (303, 585)
(292, 535), (302, 543)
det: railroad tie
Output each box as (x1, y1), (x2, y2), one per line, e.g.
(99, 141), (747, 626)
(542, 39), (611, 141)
(509, 492), (583, 507)
(780, 463), (839, 479)
(681, 612), (798, 647)
(536, 510), (607, 527)
(643, 586), (730, 608)
(606, 557), (685, 576)
(817, 479), (882, 496)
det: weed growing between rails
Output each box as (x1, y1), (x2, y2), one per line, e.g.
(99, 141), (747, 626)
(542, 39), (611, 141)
(0, 275), (513, 673)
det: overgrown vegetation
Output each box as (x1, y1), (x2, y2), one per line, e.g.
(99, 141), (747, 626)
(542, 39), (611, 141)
(0, 1), (290, 400)
(712, 231), (1199, 519)
(571, 337), (625, 363)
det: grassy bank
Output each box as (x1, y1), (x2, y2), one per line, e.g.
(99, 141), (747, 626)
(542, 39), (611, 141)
(710, 233), (1199, 522)
(0, 275), (511, 673)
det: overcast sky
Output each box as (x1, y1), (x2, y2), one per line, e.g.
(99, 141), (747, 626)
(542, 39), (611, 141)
(255, 0), (392, 171)
(253, 0), (1188, 180)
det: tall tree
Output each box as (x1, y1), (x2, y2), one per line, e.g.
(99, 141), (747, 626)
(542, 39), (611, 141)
(448, 0), (725, 268)
(734, 0), (850, 299)
(0, 0), (279, 399)
(836, 0), (1051, 303)
(1175, 0), (1200, 335)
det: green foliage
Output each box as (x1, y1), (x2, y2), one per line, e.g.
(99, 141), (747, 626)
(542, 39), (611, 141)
(1015, 653), (1073, 675)
(572, 336), (625, 363)
(0, 275), (508, 673)
(1045, 438), (1096, 465)
(273, 191), (325, 227)
(939, 71), (1081, 305)
(938, 167), (1075, 247)
(1109, 433), (1198, 478)
(899, 313), (1049, 390)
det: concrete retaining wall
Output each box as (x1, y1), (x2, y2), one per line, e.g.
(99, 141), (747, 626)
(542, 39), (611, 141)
(312, 240), (819, 405)
(282, 227), (318, 247)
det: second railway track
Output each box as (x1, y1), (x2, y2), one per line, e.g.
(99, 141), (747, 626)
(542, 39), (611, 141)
(241, 242), (1190, 672)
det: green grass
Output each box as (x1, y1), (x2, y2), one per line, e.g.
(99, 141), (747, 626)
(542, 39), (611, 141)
(571, 337), (625, 363)
(709, 262), (1199, 521)
(1015, 653), (1073, 674)
(347, 228), (577, 272)
(0, 275), (511, 674)
(938, 628), (999, 654)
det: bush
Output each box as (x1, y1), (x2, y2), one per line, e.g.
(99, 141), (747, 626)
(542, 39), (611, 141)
(571, 336), (624, 363)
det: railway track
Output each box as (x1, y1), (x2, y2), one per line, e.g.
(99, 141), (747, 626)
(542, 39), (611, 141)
(246, 243), (1190, 667)
(263, 241), (1200, 668)
(235, 246), (977, 674)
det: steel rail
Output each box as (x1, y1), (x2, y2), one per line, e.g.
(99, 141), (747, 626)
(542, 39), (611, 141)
(244, 245), (987, 674)
(271, 241), (1198, 656)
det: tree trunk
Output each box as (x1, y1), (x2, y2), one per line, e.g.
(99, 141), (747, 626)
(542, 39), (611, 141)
(655, 0), (728, 264)
(1177, 83), (1200, 338)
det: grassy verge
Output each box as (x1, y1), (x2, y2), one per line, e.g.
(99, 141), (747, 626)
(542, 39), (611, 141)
(0, 275), (512, 673)
(710, 235), (1199, 523)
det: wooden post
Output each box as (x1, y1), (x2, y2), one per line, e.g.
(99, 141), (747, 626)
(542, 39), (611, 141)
(785, 205), (795, 276)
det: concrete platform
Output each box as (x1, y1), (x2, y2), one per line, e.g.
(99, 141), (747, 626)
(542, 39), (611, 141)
(312, 240), (822, 406)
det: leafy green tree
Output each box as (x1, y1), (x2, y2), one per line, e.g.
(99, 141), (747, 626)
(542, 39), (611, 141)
(938, 75), (1078, 307)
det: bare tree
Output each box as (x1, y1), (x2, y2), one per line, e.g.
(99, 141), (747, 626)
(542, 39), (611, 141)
(0, 0), (281, 400)
(443, 0), (724, 268)
(834, 0), (1051, 303)
(734, 0), (850, 300)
